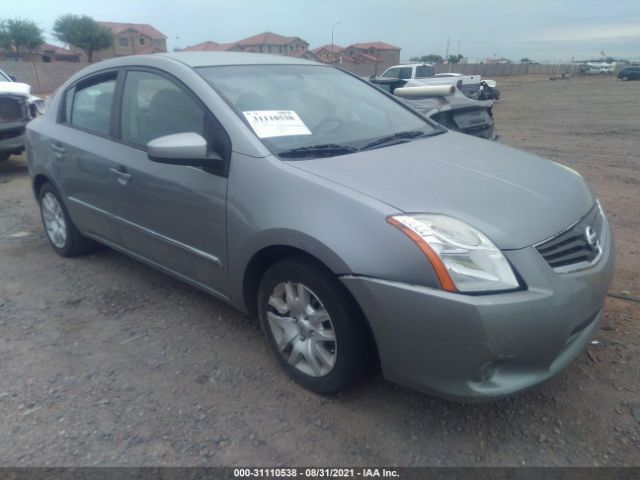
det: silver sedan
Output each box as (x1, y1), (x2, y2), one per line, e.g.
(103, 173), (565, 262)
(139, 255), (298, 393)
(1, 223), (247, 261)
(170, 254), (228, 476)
(26, 53), (614, 401)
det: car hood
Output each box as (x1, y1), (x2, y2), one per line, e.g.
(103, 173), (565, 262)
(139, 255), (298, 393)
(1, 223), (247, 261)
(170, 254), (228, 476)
(286, 131), (594, 250)
(0, 81), (30, 97)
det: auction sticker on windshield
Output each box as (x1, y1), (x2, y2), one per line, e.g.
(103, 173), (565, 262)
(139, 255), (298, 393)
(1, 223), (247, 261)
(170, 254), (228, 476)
(242, 110), (312, 138)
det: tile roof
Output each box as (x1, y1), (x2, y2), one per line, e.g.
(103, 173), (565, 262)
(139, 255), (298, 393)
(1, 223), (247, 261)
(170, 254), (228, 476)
(137, 45), (166, 54)
(183, 41), (238, 52)
(236, 32), (307, 46)
(39, 43), (80, 56)
(312, 44), (345, 53)
(347, 42), (400, 51)
(287, 50), (320, 61)
(98, 22), (167, 40)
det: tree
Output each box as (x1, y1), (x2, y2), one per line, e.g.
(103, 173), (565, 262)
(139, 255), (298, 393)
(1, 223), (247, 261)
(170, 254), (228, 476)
(53, 14), (113, 63)
(520, 57), (531, 63)
(409, 54), (444, 64)
(0, 18), (44, 60)
(448, 54), (463, 64)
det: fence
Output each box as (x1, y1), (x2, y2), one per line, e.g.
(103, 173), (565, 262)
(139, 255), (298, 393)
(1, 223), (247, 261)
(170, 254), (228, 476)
(0, 60), (594, 94)
(433, 63), (580, 77)
(0, 61), (87, 94)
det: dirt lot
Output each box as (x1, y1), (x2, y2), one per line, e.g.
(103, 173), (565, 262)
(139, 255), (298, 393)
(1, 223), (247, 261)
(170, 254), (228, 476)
(0, 75), (639, 467)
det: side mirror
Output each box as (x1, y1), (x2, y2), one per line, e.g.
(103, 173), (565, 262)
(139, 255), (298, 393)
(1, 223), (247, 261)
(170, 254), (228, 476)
(147, 132), (222, 167)
(9, 75), (17, 82)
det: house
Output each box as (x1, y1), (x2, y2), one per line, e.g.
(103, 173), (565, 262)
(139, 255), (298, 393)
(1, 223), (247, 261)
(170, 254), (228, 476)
(92, 22), (167, 61)
(234, 32), (309, 55)
(312, 44), (385, 76)
(286, 49), (321, 61)
(343, 42), (401, 73)
(40, 43), (81, 62)
(183, 32), (311, 58)
(179, 33), (399, 76)
(312, 44), (345, 63)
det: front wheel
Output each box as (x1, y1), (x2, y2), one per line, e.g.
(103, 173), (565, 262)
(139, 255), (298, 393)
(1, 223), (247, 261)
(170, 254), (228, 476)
(0, 152), (10, 162)
(38, 183), (97, 257)
(258, 257), (373, 394)
(621, 76), (629, 81)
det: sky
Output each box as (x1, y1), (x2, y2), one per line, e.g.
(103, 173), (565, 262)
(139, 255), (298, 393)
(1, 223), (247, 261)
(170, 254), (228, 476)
(3, 0), (639, 62)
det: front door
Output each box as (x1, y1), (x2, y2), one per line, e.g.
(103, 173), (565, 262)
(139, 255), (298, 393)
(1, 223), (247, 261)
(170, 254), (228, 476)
(108, 69), (229, 297)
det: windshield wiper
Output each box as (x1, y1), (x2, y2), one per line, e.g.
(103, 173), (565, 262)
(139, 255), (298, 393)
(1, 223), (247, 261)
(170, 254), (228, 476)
(360, 130), (427, 151)
(277, 144), (358, 159)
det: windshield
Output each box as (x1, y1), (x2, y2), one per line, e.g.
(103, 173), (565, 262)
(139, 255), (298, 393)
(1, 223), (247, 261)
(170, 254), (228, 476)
(197, 64), (437, 158)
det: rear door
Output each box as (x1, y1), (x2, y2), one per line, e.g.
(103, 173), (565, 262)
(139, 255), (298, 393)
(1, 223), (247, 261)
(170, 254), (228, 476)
(106, 68), (230, 297)
(53, 71), (123, 244)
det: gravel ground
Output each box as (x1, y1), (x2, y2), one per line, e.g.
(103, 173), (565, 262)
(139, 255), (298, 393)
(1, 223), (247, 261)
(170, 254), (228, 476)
(0, 74), (638, 467)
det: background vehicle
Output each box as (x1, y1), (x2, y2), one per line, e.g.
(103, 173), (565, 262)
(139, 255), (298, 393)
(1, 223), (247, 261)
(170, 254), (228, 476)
(0, 68), (45, 161)
(378, 63), (485, 98)
(617, 66), (640, 81)
(579, 62), (616, 75)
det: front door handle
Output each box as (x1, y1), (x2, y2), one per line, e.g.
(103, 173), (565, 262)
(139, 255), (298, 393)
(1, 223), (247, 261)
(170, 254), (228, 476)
(110, 167), (132, 185)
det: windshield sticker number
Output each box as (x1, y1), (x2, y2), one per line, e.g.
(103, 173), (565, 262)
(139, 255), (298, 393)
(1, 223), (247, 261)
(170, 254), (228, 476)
(243, 110), (312, 138)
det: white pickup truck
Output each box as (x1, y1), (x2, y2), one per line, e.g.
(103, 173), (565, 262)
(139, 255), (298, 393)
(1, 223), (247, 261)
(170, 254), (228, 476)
(380, 64), (480, 91)
(378, 64), (498, 99)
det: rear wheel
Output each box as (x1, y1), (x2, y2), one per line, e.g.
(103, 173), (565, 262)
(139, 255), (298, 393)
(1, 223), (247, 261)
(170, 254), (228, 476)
(38, 183), (97, 257)
(258, 257), (372, 394)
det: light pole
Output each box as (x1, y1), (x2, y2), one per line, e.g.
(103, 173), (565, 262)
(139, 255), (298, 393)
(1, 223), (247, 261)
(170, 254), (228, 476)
(331, 21), (342, 61)
(457, 34), (466, 60)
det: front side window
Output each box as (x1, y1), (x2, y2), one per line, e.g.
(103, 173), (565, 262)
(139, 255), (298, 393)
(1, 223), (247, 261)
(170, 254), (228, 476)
(398, 67), (413, 79)
(120, 70), (205, 146)
(198, 65), (436, 157)
(68, 74), (117, 135)
(383, 68), (400, 79)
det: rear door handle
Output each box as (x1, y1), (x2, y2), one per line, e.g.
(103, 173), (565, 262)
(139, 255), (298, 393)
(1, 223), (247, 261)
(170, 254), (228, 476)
(110, 167), (132, 185)
(51, 143), (65, 157)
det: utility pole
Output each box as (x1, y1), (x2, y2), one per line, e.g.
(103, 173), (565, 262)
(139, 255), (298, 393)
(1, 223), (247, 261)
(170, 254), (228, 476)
(445, 35), (450, 63)
(331, 22), (342, 61)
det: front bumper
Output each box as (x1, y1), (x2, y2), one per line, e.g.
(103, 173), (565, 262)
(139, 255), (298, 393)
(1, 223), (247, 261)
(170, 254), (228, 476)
(0, 121), (27, 154)
(341, 219), (614, 402)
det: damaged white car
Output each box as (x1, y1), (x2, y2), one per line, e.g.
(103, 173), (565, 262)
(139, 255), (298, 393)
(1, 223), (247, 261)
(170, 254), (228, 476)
(0, 68), (45, 161)
(368, 77), (498, 141)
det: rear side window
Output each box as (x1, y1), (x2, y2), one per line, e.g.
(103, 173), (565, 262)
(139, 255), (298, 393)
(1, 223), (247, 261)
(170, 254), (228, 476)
(120, 70), (205, 146)
(68, 74), (117, 136)
(415, 65), (434, 78)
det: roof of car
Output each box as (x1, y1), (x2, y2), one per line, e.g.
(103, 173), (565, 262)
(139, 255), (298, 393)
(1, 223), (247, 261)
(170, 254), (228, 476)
(156, 51), (318, 67)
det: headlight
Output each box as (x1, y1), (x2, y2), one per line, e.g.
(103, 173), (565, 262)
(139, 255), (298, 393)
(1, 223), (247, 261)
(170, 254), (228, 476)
(388, 214), (520, 293)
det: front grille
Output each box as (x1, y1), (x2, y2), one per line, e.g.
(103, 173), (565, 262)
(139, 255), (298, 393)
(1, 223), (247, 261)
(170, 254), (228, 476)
(0, 96), (28, 122)
(535, 205), (604, 272)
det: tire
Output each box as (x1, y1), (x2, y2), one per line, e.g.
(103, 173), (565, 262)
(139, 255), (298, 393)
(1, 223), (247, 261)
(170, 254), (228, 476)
(258, 256), (373, 394)
(38, 182), (97, 257)
(0, 152), (10, 162)
(621, 76), (629, 81)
